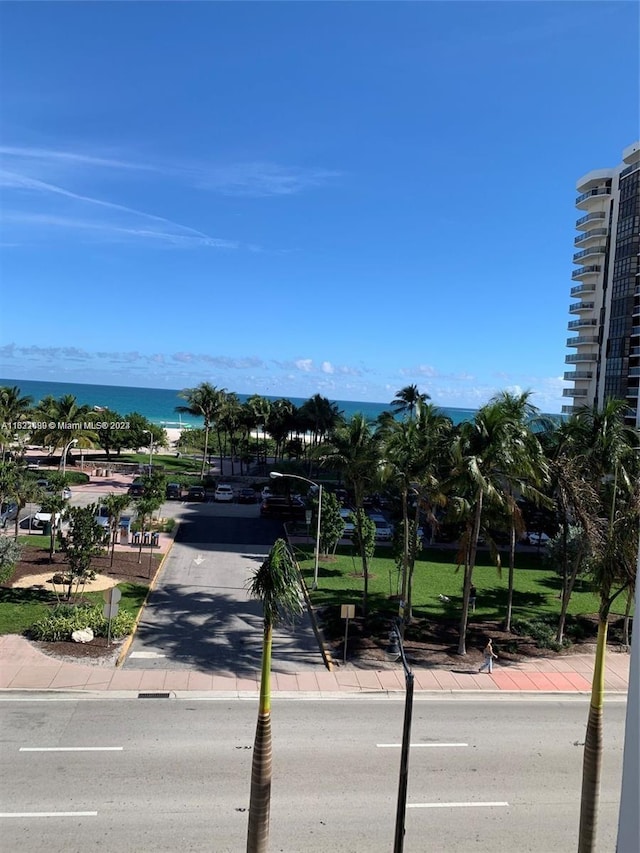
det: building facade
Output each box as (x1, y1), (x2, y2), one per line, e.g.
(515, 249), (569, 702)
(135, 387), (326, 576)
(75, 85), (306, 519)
(564, 141), (640, 427)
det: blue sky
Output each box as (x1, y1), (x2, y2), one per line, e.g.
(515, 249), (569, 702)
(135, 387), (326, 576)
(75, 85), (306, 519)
(0, 1), (638, 413)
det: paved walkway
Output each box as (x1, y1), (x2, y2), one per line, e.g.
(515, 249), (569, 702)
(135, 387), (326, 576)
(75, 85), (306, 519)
(0, 633), (631, 696)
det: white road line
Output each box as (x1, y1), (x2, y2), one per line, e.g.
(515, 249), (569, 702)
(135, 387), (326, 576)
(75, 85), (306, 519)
(376, 743), (468, 748)
(128, 651), (167, 659)
(407, 802), (509, 809)
(19, 747), (123, 752)
(0, 812), (98, 818)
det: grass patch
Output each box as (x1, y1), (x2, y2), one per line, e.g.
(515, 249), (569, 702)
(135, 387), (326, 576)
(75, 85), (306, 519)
(295, 544), (630, 628)
(0, 581), (149, 636)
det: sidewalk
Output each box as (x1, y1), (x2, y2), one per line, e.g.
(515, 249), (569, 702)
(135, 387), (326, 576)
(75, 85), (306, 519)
(0, 633), (631, 696)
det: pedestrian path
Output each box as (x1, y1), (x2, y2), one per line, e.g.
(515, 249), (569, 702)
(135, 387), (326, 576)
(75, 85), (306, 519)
(0, 634), (630, 696)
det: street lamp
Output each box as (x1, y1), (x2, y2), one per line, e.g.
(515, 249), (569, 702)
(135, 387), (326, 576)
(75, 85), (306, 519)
(270, 471), (322, 590)
(143, 430), (153, 473)
(388, 618), (415, 853)
(61, 438), (78, 477)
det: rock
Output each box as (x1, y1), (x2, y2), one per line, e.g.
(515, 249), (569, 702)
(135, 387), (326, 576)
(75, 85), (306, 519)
(71, 628), (94, 643)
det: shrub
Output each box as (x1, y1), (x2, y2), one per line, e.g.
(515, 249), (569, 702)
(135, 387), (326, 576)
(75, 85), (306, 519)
(511, 616), (565, 652)
(30, 603), (135, 642)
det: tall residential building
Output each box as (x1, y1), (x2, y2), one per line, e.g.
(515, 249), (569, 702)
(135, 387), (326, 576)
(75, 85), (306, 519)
(564, 141), (640, 427)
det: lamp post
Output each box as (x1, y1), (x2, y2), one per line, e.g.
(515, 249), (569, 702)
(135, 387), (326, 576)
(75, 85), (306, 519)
(61, 438), (78, 477)
(143, 430), (153, 473)
(388, 618), (415, 853)
(270, 471), (322, 590)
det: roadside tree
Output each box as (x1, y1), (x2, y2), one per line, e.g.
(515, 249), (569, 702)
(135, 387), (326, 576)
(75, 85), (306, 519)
(60, 504), (105, 601)
(246, 538), (303, 853)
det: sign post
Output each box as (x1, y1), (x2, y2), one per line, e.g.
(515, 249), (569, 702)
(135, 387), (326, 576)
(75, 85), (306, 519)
(103, 587), (122, 646)
(341, 604), (355, 664)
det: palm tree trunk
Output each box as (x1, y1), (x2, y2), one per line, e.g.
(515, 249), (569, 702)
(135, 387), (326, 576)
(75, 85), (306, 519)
(457, 490), (483, 655)
(200, 424), (210, 479)
(247, 624), (273, 853)
(505, 522), (516, 632)
(578, 618), (608, 853)
(556, 552), (584, 643)
(622, 588), (632, 649)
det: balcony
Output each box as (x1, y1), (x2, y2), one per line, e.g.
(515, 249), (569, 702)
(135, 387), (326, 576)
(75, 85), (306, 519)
(573, 246), (606, 263)
(568, 318), (597, 330)
(569, 300), (595, 313)
(620, 161), (640, 179)
(567, 335), (598, 347)
(576, 186), (612, 209)
(563, 388), (588, 397)
(574, 228), (608, 246)
(563, 370), (593, 381)
(562, 405), (578, 414)
(572, 265), (601, 280)
(576, 211), (606, 230)
(570, 282), (596, 296)
(629, 367), (640, 377)
(632, 326), (640, 337)
(565, 353), (597, 363)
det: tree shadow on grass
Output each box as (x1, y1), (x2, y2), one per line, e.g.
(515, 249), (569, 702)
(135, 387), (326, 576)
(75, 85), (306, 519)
(0, 586), (56, 605)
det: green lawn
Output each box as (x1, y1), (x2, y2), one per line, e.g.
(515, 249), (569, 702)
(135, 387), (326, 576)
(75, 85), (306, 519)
(294, 543), (632, 628)
(0, 580), (149, 636)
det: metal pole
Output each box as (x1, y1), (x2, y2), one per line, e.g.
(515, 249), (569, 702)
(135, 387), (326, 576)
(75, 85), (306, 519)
(343, 616), (349, 665)
(393, 620), (414, 853)
(313, 484), (322, 590)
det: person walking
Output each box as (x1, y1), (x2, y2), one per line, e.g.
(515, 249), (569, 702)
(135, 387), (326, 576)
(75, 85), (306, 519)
(478, 639), (497, 673)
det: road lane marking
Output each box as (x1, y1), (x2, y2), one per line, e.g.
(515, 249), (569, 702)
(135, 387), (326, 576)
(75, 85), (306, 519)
(0, 812), (98, 818)
(376, 743), (468, 748)
(20, 747), (123, 752)
(128, 651), (167, 658)
(407, 802), (509, 809)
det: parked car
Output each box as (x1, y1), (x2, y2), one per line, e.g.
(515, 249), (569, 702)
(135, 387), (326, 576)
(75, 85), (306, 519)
(187, 485), (206, 501)
(526, 531), (551, 546)
(61, 486), (72, 500)
(339, 506), (356, 537)
(369, 515), (393, 541)
(95, 506), (111, 529)
(165, 482), (182, 500)
(214, 484), (234, 502)
(261, 486), (274, 501)
(32, 509), (62, 530)
(128, 479), (146, 497)
(0, 501), (18, 528)
(237, 487), (258, 504)
(260, 495), (306, 521)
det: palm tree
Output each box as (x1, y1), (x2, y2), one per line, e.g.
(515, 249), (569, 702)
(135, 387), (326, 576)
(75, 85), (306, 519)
(246, 395), (272, 468)
(390, 384), (430, 420)
(319, 414), (381, 615)
(448, 401), (516, 655)
(31, 395), (92, 458)
(379, 404), (452, 627)
(176, 383), (225, 478)
(101, 493), (132, 566)
(578, 481), (638, 853)
(0, 385), (33, 456)
(246, 538), (303, 853)
(487, 391), (550, 632)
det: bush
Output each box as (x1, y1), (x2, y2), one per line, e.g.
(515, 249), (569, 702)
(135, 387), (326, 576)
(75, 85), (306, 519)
(511, 616), (565, 652)
(30, 603), (135, 642)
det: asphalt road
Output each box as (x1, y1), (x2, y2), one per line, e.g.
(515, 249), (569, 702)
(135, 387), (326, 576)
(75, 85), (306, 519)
(0, 696), (626, 853)
(124, 501), (327, 673)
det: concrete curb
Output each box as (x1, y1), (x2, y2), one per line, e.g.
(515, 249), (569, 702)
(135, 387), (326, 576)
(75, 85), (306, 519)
(284, 525), (336, 672)
(114, 523), (179, 668)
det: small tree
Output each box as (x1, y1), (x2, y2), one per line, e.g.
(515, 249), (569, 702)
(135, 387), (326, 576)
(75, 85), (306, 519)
(0, 538), (22, 585)
(60, 505), (105, 600)
(102, 493), (132, 566)
(318, 491), (344, 555)
(134, 496), (163, 564)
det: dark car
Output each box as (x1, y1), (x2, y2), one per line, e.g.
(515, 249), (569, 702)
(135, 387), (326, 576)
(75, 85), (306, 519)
(166, 482), (182, 500)
(237, 487), (258, 504)
(260, 495), (306, 521)
(0, 501), (18, 528)
(187, 485), (206, 501)
(128, 479), (146, 497)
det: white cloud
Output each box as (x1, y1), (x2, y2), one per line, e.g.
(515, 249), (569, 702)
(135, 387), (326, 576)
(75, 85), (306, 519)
(321, 361), (334, 374)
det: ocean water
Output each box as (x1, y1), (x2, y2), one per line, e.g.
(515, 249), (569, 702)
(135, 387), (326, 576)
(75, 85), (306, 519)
(0, 377), (478, 429)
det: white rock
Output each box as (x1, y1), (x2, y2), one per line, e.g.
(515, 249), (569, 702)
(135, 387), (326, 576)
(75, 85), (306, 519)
(71, 628), (94, 643)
